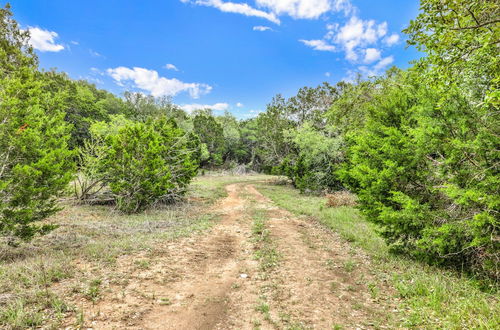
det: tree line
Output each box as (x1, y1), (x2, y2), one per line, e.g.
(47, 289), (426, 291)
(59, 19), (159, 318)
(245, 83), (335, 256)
(0, 1), (498, 281)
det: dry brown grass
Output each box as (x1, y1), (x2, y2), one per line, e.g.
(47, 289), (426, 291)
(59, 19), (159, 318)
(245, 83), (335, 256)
(325, 191), (358, 208)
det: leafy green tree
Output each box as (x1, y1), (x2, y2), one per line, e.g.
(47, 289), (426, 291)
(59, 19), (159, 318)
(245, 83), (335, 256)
(287, 82), (338, 128)
(41, 72), (124, 149)
(0, 73), (75, 241)
(216, 111), (247, 165)
(193, 111), (225, 167)
(405, 0), (499, 92)
(404, 0), (499, 279)
(0, 4), (37, 77)
(0, 5), (74, 241)
(255, 95), (295, 172)
(239, 118), (260, 168)
(124, 92), (185, 122)
(74, 115), (135, 201)
(326, 77), (378, 136)
(282, 123), (344, 193)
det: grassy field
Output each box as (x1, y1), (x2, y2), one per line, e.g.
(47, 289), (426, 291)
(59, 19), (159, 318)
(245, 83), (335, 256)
(256, 181), (499, 329)
(0, 174), (268, 329)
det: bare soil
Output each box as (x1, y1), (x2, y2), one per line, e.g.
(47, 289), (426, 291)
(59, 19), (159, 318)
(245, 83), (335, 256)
(63, 183), (397, 329)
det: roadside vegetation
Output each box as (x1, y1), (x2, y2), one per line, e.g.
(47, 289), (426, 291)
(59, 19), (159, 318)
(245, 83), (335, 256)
(0, 0), (498, 328)
(257, 181), (499, 329)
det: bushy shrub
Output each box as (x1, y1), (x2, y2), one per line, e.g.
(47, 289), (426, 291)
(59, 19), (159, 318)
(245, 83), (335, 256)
(0, 71), (75, 241)
(339, 70), (499, 280)
(93, 118), (199, 213)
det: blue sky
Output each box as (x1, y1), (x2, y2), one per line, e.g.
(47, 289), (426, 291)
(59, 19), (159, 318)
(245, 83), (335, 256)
(8, 0), (421, 118)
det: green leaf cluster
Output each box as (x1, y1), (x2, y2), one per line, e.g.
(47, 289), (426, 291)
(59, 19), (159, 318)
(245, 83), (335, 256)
(89, 118), (200, 213)
(0, 5), (74, 241)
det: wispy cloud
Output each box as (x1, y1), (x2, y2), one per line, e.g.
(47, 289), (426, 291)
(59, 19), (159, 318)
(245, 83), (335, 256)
(253, 25), (272, 32)
(89, 49), (103, 58)
(358, 55), (394, 77)
(164, 63), (179, 71)
(182, 0), (280, 24)
(330, 16), (388, 61)
(300, 39), (335, 52)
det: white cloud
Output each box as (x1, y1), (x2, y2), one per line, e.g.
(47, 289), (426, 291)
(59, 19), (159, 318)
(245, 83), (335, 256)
(377, 22), (388, 38)
(185, 0), (280, 24)
(332, 16), (388, 61)
(325, 72), (331, 77)
(326, 23), (339, 31)
(236, 102), (244, 107)
(164, 63), (179, 71)
(26, 27), (64, 52)
(180, 102), (229, 112)
(300, 39), (335, 52)
(293, 1), (397, 63)
(253, 25), (272, 31)
(86, 77), (104, 85)
(384, 33), (400, 46)
(363, 48), (381, 63)
(70, 40), (79, 45)
(331, 0), (354, 16)
(107, 66), (212, 99)
(374, 55), (393, 70)
(182, 0), (353, 22)
(256, 0), (352, 19)
(256, 0), (330, 19)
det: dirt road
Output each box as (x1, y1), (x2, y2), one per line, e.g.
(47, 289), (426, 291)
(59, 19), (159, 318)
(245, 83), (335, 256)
(71, 183), (395, 329)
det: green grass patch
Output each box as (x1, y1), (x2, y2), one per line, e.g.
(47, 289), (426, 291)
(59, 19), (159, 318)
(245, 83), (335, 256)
(257, 182), (499, 329)
(251, 209), (280, 272)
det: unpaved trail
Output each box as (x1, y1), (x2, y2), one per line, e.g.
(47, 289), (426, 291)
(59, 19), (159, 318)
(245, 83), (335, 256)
(69, 182), (396, 329)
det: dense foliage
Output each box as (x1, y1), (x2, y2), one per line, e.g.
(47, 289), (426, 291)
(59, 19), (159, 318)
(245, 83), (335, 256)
(250, 0), (499, 280)
(0, 0), (497, 280)
(193, 111), (225, 167)
(98, 118), (199, 213)
(0, 5), (74, 242)
(339, 69), (498, 278)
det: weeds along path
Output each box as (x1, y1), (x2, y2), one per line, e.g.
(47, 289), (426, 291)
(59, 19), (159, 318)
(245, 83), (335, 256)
(69, 182), (396, 329)
(244, 185), (396, 329)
